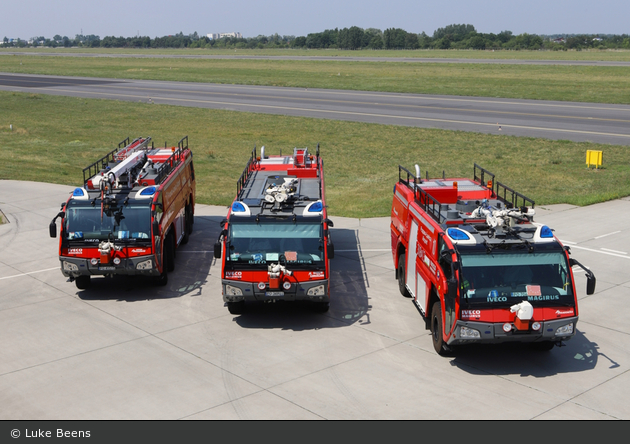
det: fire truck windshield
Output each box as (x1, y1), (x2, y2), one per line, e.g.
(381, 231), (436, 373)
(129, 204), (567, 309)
(64, 200), (151, 242)
(227, 220), (324, 268)
(459, 251), (574, 308)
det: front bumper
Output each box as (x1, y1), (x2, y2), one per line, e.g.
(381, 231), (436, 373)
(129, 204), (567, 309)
(447, 316), (578, 346)
(222, 279), (329, 303)
(59, 255), (160, 278)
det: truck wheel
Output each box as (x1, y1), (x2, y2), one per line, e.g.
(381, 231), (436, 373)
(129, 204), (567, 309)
(398, 254), (411, 298)
(187, 203), (194, 233)
(181, 205), (191, 245)
(155, 267), (168, 286)
(75, 275), (91, 290)
(431, 301), (450, 356)
(227, 301), (245, 314)
(312, 301), (330, 313)
(165, 233), (175, 272)
(531, 341), (556, 351)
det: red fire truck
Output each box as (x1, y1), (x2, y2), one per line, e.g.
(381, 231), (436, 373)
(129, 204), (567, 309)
(391, 164), (596, 355)
(49, 136), (195, 289)
(214, 145), (334, 314)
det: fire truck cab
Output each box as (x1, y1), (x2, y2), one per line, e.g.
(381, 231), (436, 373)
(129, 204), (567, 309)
(391, 164), (596, 355)
(214, 145), (334, 314)
(50, 136), (195, 289)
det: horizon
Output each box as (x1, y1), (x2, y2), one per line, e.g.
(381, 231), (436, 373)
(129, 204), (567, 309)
(1, 0), (628, 42)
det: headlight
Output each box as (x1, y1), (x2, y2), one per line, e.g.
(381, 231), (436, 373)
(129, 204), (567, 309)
(307, 285), (325, 296)
(532, 322), (542, 331)
(136, 259), (152, 270)
(460, 326), (481, 339)
(63, 261), (79, 272)
(113, 257), (121, 265)
(555, 323), (574, 336)
(225, 285), (243, 296)
(90, 258), (99, 266)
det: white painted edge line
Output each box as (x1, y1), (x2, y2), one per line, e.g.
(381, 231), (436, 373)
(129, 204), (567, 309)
(0, 267), (59, 281)
(601, 248), (627, 255)
(560, 242), (630, 260)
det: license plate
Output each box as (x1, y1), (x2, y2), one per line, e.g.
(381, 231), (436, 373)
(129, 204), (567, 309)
(99, 266), (116, 271)
(265, 291), (284, 296)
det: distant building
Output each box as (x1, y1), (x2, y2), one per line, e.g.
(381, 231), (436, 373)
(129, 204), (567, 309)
(207, 32), (242, 40)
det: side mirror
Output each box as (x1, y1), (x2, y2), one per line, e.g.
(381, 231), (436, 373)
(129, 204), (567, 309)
(324, 218), (334, 227)
(214, 242), (222, 258)
(569, 258), (596, 295)
(49, 220), (57, 238)
(587, 274), (596, 295)
(327, 242), (335, 259)
(440, 250), (453, 263)
(152, 220), (160, 236)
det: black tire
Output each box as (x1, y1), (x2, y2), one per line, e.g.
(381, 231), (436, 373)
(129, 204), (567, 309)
(187, 203), (194, 233)
(531, 341), (556, 351)
(182, 211), (190, 245)
(398, 253), (411, 298)
(312, 301), (330, 313)
(155, 267), (168, 286)
(75, 275), (91, 290)
(431, 301), (450, 356)
(227, 301), (245, 314)
(165, 233), (175, 272)
(181, 205), (191, 245)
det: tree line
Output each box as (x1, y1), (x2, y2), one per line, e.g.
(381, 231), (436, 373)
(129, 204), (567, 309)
(4, 24), (630, 50)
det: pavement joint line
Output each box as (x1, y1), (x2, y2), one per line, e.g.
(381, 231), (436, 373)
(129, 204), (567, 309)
(0, 267), (59, 280)
(594, 230), (621, 239)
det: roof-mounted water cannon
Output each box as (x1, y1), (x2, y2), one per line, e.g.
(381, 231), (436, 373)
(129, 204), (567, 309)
(264, 178), (298, 209)
(471, 200), (536, 228)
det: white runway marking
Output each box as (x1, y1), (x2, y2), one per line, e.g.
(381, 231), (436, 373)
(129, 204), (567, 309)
(0, 267), (59, 280)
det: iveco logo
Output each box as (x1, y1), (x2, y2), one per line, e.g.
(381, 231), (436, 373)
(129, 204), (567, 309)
(462, 310), (481, 316)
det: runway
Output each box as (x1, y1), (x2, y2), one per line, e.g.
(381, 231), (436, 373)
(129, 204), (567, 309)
(1, 72), (630, 145)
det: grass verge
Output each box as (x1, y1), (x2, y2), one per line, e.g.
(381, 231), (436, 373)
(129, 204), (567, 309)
(1, 91), (628, 218)
(1, 54), (630, 104)
(3, 47), (630, 61)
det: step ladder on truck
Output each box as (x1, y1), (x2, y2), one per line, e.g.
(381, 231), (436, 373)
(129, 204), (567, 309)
(214, 144), (334, 314)
(390, 163), (596, 355)
(49, 136), (196, 289)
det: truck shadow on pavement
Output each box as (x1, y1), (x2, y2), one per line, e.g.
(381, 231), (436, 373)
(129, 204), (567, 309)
(233, 228), (371, 329)
(448, 329), (618, 377)
(77, 215), (223, 301)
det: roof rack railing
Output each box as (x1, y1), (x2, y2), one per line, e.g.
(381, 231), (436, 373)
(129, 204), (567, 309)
(398, 165), (419, 188)
(237, 146), (257, 197)
(415, 186), (447, 224)
(473, 163), (496, 196)
(150, 136), (188, 186)
(495, 181), (535, 209)
(82, 137), (154, 186)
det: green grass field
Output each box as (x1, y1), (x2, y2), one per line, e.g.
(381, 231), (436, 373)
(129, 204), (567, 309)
(1, 52), (630, 104)
(1, 91), (627, 218)
(4, 47), (630, 61)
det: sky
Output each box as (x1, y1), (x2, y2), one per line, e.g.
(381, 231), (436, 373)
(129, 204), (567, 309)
(1, 0), (628, 40)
